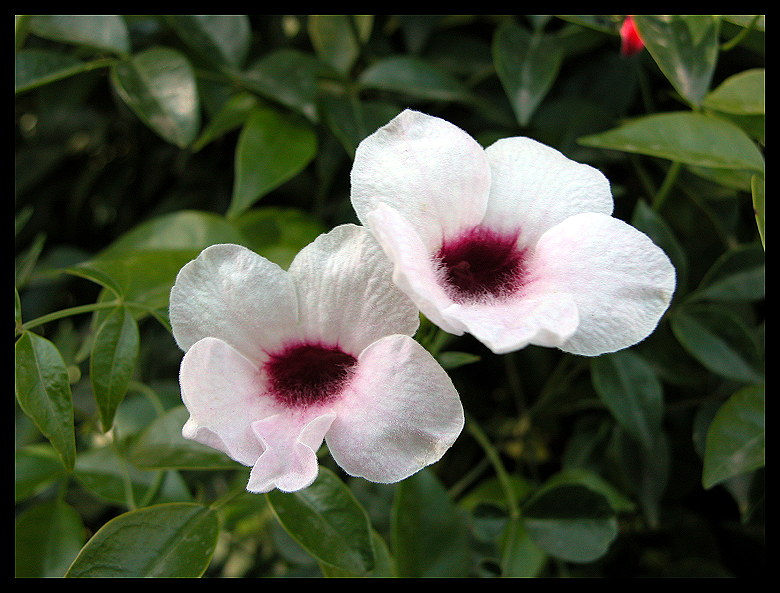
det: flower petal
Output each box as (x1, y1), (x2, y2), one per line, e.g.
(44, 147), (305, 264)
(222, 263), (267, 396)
(444, 291), (579, 354)
(483, 137), (613, 245)
(327, 334), (464, 483)
(351, 109), (490, 250)
(170, 244), (298, 361)
(535, 212), (676, 356)
(288, 224), (419, 354)
(247, 412), (335, 493)
(179, 337), (272, 466)
(365, 204), (467, 336)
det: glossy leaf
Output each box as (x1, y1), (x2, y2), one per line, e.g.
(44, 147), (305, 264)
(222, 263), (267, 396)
(128, 406), (240, 470)
(74, 445), (191, 506)
(493, 20), (564, 126)
(90, 306), (139, 432)
(391, 468), (471, 577)
(15, 331), (75, 470)
(702, 384), (765, 489)
(671, 303), (763, 383)
(633, 15), (720, 107)
(95, 210), (247, 259)
(359, 56), (473, 103)
(240, 49), (322, 121)
(232, 207), (327, 269)
(267, 467), (375, 575)
(15, 49), (90, 94)
(690, 244), (765, 302)
(590, 350), (664, 451)
(229, 106), (317, 218)
(167, 15), (250, 70)
(15, 444), (67, 502)
(110, 47), (200, 148)
(308, 15), (363, 74)
(15, 499), (86, 577)
(752, 173), (765, 249)
(501, 518), (547, 577)
(703, 68), (765, 115)
(578, 111), (765, 173)
(523, 483), (617, 563)
(65, 503), (219, 577)
(28, 14), (130, 55)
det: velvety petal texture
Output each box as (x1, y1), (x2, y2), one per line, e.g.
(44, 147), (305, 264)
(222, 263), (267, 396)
(351, 109), (676, 356)
(170, 224), (463, 493)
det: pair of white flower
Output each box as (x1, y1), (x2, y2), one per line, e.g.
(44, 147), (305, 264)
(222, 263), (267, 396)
(169, 110), (676, 493)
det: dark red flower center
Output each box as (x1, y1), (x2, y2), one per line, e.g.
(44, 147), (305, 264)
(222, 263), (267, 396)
(264, 342), (357, 409)
(435, 225), (528, 302)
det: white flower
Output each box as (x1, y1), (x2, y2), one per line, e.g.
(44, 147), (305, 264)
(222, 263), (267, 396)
(350, 109), (676, 356)
(169, 224), (463, 493)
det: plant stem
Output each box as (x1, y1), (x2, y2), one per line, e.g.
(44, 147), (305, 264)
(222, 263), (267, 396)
(17, 300), (122, 335)
(466, 413), (520, 519)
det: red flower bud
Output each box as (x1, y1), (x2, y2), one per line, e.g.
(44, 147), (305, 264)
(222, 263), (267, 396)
(620, 15), (645, 56)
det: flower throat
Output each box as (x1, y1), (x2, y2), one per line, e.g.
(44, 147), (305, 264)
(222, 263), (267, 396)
(436, 225), (528, 302)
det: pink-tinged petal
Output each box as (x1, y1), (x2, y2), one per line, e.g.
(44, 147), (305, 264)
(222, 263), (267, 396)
(535, 212), (676, 356)
(327, 335), (464, 483)
(483, 137), (613, 245)
(247, 412), (336, 493)
(179, 337), (273, 466)
(444, 291), (579, 354)
(170, 244), (298, 361)
(351, 109), (490, 250)
(288, 224), (419, 354)
(365, 204), (468, 336)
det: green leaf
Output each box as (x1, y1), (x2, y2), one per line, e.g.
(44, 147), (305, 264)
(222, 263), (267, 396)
(65, 503), (219, 577)
(631, 199), (688, 294)
(590, 350), (664, 451)
(110, 47), (200, 148)
(308, 15), (363, 74)
(500, 518), (547, 577)
(266, 467), (375, 575)
(232, 207), (327, 270)
(15, 331), (76, 470)
(319, 92), (401, 157)
(436, 350), (481, 370)
(523, 483), (617, 563)
(391, 468), (471, 577)
(493, 20), (564, 126)
(28, 14), (130, 55)
(229, 106), (317, 218)
(319, 530), (396, 577)
(15, 49), (92, 94)
(95, 210), (247, 259)
(167, 15), (250, 70)
(752, 173), (765, 249)
(703, 68), (765, 115)
(74, 446), (190, 506)
(670, 303), (763, 383)
(240, 49), (322, 121)
(702, 385), (764, 489)
(690, 244), (764, 302)
(359, 56), (473, 103)
(578, 111), (765, 174)
(192, 92), (259, 151)
(633, 15), (720, 107)
(15, 443), (68, 503)
(128, 406), (240, 470)
(90, 306), (140, 432)
(614, 430), (670, 528)
(15, 500), (86, 577)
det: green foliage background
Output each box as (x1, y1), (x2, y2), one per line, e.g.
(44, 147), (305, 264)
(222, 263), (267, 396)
(15, 15), (764, 578)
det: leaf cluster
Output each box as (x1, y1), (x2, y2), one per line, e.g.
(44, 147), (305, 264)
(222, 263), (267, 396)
(15, 15), (764, 578)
